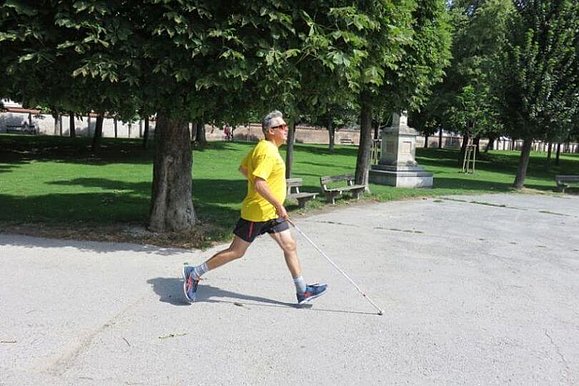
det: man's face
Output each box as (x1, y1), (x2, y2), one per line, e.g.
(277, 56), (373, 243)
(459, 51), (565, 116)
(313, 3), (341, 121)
(268, 117), (288, 142)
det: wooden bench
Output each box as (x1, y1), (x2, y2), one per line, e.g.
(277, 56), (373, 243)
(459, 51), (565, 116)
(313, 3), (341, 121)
(319, 174), (366, 204)
(555, 175), (579, 193)
(286, 178), (317, 208)
(6, 124), (36, 134)
(339, 137), (354, 145)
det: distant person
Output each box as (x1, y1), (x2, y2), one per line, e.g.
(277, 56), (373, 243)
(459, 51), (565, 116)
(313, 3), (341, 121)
(224, 126), (232, 141)
(183, 110), (327, 306)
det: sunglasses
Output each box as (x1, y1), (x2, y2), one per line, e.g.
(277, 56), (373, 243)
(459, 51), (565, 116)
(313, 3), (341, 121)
(271, 124), (288, 130)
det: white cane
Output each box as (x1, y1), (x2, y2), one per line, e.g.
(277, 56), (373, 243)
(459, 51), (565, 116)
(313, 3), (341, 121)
(288, 219), (384, 316)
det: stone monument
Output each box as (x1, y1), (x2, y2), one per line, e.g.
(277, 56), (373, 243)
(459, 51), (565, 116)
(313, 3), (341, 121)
(369, 112), (433, 188)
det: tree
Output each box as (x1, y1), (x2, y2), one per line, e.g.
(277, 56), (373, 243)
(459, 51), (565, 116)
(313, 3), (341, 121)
(498, 0), (579, 189)
(1, 1), (451, 232)
(352, 0), (452, 186)
(0, 1), (376, 231)
(417, 0), (512, 158)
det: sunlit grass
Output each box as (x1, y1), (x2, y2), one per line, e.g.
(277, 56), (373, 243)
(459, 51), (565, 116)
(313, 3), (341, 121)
(1, 134), (577, 241)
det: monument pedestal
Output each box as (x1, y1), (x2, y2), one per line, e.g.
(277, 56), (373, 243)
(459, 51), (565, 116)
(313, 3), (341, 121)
(369, 112), (433, 188)
(369, 164), (433, 188)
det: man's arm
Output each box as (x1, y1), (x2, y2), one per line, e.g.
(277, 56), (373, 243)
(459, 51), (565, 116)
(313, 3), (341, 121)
(254, 177), (288, 219)
(239, 165), (248, 178)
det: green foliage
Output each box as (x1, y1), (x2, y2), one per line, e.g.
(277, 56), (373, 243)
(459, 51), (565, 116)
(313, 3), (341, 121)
(1, 1), (454, 127)
(417, 0), (512, 139)
(498, 0), (579, 142)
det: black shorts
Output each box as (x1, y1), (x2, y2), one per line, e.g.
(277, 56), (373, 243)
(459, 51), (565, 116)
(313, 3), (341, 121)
(233, 217), (289, 242)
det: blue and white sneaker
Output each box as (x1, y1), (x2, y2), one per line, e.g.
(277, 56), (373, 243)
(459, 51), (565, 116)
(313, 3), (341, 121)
(297, 283), (328, 305)
(182, 265), (200, 302)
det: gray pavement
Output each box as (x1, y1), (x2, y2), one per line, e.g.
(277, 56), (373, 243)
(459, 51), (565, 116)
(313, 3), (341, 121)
(1, 193), (578, 385)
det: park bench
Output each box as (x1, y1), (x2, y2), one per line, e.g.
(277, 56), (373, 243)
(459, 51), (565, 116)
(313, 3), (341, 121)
(286, 178), (317, 208)
(339, 137), (354, 145)
(555, 175), (579, 193)
(319, 174), (366, 204)
(6, 124), (36, 134)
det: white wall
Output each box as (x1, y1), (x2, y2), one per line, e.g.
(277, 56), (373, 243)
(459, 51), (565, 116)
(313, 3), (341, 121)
(0, 111), (156, 138)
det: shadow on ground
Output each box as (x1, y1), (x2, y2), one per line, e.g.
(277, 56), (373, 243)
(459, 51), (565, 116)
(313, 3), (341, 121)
(147, 276), (379, 316)
(147, 276), (296, 308)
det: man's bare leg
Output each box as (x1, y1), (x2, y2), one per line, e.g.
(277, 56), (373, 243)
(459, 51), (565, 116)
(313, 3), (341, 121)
(183, 236), (251, 302)
(269, 229), (301, 278)
(204, 235), (251, 271)
(269, 229), (328, 304)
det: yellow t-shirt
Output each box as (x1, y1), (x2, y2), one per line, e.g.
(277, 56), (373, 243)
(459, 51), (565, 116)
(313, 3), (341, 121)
(240, 140), (286, 222)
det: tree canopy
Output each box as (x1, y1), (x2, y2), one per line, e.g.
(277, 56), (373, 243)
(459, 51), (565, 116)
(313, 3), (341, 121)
(1, 0), (454, 231)
(497, 0), (579, 188)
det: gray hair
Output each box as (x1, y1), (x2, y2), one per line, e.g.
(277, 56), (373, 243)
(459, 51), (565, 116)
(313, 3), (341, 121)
(261, 110), (284, 134)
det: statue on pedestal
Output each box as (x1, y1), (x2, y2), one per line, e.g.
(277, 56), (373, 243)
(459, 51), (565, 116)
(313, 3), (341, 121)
(369, 112), (433, 188)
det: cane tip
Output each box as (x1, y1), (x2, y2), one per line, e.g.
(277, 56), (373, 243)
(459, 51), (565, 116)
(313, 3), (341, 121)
(377, 310), (383, 316)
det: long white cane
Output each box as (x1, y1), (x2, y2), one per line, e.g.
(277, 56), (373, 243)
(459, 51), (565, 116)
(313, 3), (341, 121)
(288, 219), (384, 316)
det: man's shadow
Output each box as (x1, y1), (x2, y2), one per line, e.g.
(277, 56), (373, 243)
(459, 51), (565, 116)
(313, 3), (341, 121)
(147, 277), (306, 309)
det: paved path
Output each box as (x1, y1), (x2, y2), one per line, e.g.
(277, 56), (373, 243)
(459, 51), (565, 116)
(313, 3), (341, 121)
(1, 193), (578, 385)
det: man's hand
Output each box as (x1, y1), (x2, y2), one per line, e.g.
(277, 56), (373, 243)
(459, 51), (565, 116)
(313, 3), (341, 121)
(275, 204), (288, 220)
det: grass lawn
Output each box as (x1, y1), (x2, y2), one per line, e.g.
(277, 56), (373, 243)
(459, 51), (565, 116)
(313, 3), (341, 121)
(1, 134), (578, 247)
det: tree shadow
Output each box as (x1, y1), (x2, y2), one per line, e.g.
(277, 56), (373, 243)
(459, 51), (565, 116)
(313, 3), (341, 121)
(0, 177), (245, 236)
(0, 134), (154, 165)
(48, 177), (151, 192)
(291, 143), (358, 157)
(296, 160), (355, 170)
(0, 192), (150, 223)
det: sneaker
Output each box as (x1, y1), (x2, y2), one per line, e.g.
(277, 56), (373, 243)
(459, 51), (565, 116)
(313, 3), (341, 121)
(296, 283), (328, 305)
(182, 265), (200, 302)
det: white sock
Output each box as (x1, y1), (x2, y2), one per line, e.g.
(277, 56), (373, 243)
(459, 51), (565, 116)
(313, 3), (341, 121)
(193, 263), (208, 279)
(293, 276), (307, 294)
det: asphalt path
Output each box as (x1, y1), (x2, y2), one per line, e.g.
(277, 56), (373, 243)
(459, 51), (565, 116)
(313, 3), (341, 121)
(1, 193), (578, 385)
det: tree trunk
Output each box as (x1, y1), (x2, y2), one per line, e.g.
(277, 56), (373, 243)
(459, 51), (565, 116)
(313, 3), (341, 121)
(424, 135), (429, 148)
(53, 112), (61, 136)
(91, 113), (104, 152)
(285, 120), (296, 179)
(555, 143), (561, 165)
(328, 120), (335, 153)
(195, 121), (207, 147)
(87, 114), (92, 137)
(354, 93), (373, 188)
(438, 128), (443, 148)
(149, 114), (195, 232)
(114, 118), (118, 138)
(513, 138), (533, 189)
(473, 136), (480, 153)
(69, 112), (76, 138)
(193, 122), (197, 143)
(547, 142), (552, 160)
(485, 134), (496, 152)
(143, 116), (150, 149)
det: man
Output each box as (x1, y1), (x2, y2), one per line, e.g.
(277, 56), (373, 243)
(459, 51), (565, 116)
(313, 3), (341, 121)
(183, 110), (328, 306)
